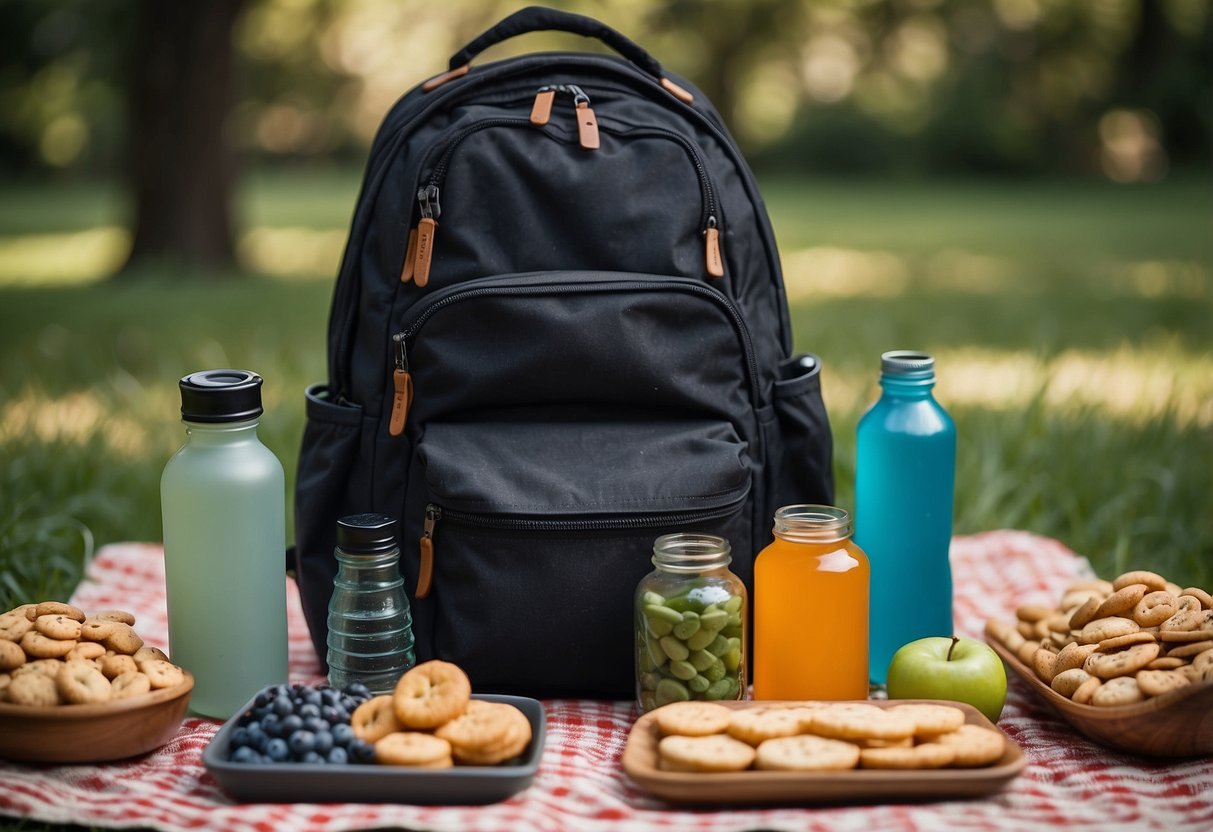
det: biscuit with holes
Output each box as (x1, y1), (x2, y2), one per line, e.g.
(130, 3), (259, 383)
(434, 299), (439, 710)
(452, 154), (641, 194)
(653, 701), (732, 737)
(1133, 592), (1178, 627)
(936, 725), (1005, 767)
(35, 614), (82, 641)
(886, 704), (967, 737)
(727, 706), (816, 746)
(9, 671), (60, 705)
(139, 659), (185, 689)
(351, 695), (403, 742)
(860, 742), (955, 770)
(659, 733), (756, 772)
(1179, 587), (1212, 610)
(110, 671), (152, 700)
(57, 659), (112, 704)
(807, 704), (916, 742)
(20, 630), (75, 659)
(0, 612), (33, 642)
(442, 701), (532, 765)
(65, 642), (106, 662)
(1084, 642), (1159, 679)
(79, 618), (115, 642)
(392, 660), (471, 729)
(756, 734), (861, 771)
(98, 653), (138, 680)
(375, 731), (453, 767)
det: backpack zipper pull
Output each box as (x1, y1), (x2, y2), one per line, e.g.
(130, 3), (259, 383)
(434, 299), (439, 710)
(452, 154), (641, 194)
(416, 503), (441, 599)
(413, 185), (440, 287)
(568, 85), (599, 150)
(704, 215), (724, 278)
(388, 334), (412, 436)
(530, 86), (556, 126)
(399, 227), (418, 284)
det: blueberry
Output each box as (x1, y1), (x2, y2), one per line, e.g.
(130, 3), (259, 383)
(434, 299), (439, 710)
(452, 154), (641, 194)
(280, 714), (303, 735)
(327, 747), (349, 765)
(252, 704), (273, 721)
(298, 703), (321, 720)
(331, 723), (354, 747)
(247, 726), (270, 753)
(348, 738), (375, 764)
(230, 746), (260, 764)
(313, 730), (334, 755)
(272, 694), (294, 717)
(303, 689), (322, 707)
(302, 751), (324, 764)
(321, 705), (342, 724)
(288, 730), (316, 756)
(345, 682), (371, 699)
(321, 688), (341, 707)
(254, 689), (273, 708)
(261, 713), (282, 737)
(230, 727), (252, 750)
(303, 716), (328, 735)
(265, 738), (290, 762)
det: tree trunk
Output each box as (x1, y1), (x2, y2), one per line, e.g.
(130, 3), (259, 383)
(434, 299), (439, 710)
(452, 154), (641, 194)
(121, 0), (244, 275)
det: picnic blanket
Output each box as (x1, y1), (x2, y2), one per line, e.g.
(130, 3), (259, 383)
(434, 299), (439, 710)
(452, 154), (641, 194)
(1, 531), (1210, 832)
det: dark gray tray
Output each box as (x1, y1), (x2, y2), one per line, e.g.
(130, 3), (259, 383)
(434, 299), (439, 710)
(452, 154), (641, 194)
(202, 692), (545, 804)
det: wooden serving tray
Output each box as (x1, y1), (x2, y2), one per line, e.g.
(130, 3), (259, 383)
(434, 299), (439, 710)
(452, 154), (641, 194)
(621, 699), (1025, 805)
(988, 636), (1213, 758)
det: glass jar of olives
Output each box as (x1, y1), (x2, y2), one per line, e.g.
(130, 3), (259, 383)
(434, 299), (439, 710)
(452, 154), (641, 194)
(634, 533), (748, 713)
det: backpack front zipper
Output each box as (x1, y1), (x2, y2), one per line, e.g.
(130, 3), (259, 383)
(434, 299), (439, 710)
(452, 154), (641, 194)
(399, 89), (724, 286)
(386, 274), (761, 436)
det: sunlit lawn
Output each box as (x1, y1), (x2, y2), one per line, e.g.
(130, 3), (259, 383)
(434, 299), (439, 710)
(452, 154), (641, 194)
(0, 171), (1210, 607)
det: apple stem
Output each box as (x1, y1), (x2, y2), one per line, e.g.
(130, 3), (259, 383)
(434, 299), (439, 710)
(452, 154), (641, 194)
(946, 635), (960, 662)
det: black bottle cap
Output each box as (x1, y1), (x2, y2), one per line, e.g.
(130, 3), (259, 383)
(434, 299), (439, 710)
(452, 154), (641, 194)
(179, 370), (264, 423)
(337, 514), (398, 553)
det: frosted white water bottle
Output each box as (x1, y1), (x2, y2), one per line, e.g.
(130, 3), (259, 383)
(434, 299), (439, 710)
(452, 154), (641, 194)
(161, 370), (289, 718)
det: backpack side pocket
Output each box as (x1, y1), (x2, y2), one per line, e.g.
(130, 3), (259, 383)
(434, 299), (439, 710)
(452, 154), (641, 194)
(294, 383), (367, 666)
(763, 354), (834, 524)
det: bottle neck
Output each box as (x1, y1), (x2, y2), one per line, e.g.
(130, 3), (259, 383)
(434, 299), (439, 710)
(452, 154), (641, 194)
(183, 418), (261, 445)
(878, 373), (936, 399)
(652, 533), (731, 574)
(772, 504), (852, 544)
(334, 548), (402, 582)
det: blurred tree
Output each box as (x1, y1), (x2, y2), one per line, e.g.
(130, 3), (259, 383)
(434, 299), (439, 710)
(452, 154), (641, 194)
(121, 0), (245, 274)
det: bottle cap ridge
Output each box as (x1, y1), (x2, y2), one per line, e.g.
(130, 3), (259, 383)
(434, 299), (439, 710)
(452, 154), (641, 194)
(880, 350), (935, 380)
(337, 513), (399, 553)
(179, 369), (264, 423)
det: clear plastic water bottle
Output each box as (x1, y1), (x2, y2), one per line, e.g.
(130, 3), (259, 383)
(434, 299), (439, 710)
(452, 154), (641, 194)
(161, 370), (289, 718)
(855, 351), (956, 686)
(326, 514), (416, 694)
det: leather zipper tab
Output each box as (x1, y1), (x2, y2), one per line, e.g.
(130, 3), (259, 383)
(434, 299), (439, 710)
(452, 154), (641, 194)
(530, 88), (555, 126)
(389, 335), (412, 436)
(413, 217), (437, 288)
(400, 227), (418, 284)
(704, 218), (724, 278)
(576, 102), (599, 150)
(416, 504), (441, 599)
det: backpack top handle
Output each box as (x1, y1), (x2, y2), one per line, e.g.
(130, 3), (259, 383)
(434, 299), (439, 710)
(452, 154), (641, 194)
(425, 5), (694, 103)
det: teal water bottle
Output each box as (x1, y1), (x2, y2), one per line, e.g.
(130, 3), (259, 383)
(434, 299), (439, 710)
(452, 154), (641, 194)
(855, 351), (956, 685)
(326, 514), (417, 694)
(161, 370), (289, 718)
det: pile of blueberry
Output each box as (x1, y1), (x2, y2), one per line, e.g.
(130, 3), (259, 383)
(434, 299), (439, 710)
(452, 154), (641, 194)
(227, 682), (376, 765)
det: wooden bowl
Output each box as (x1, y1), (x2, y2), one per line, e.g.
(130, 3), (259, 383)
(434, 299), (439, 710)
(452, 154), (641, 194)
(0, 671), (194, 763)
(988, 638), (1213, 758)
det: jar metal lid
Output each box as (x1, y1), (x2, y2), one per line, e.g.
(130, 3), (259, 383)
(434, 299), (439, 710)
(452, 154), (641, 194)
(880, 350), (935, 380)
(652, 532), (732, 572)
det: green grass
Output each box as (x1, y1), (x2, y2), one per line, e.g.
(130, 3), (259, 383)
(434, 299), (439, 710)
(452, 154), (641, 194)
(0, 172), (1210, 612)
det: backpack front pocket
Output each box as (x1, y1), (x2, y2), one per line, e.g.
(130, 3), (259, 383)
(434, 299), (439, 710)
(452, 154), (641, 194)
(404, 418), (752, 698)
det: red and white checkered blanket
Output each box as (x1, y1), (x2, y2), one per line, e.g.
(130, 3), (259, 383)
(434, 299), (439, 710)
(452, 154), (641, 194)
(2, 532), (1210, 831)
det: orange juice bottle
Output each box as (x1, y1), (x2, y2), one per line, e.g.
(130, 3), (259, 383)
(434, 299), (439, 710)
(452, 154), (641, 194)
(753, 505), (869, 700)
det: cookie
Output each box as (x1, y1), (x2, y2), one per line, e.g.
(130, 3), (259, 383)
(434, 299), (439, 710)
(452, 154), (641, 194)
(375, 731), (454, 767)
(110, 671), (152, 700)
(139, 659), (185, 689)
(1159, 609), (1213, 642)
(756, 734), (861, 771)
(936, 725), (1005, 767)
(0, 672), (10, 702)
(1051, 667), (1094, 698)
(102, 622), (144, 655)
(1072, 676), (1102, 704)
(1083, 642), (1160, 679)
(9, 671), (61, 705)
(1053, 641), (1098, 674)
(658, 734), (756, 772)
(859, 742), (955, 770)
(20, 630), (76, 659)
(1015, 605), (1053, 623)
(434, 700), (514, 757)
(93, 610), (136, 625)
(351, 694), (403, 742)
(1079, 616), (1139, 645)
(807, 704), (916, 742)
(0, 639), (25, 672)
(1016, 639), (1041, 665)
(443, 701), (532, 765)
(1033, 647), (1058, 683)
(57, 659), (112, 704)
(1145, 657), (1185, 670)
(1135, 669), (1191, 697)
(0, 612), (34, 642)
(13, 657), (63, 678)
(79, 618), (116, 642)
(65, 642), (106, 661)
(653, 701), (733, 737)
(1112, 571), (1167, 593)
(886, 704), (967, 737)
(35, 614), (83, 641)
(1179, 587), (1212, 610)
(1068, 597), (1102, 630)
(11, 604), (40, 622)
(392, 660), (471, 729)
(98, 654), (138, 680)
(727, 707), (815, 745)
(1090, 676), (1144, 706)
(1094, 585), (1148, 620)
(1166, 639), (1213, 659)
(1133, 591), (1179, 627)
(1096, 631), (1156, 652)
(134, 646), (170, 664)
(35, 602), (85, 622)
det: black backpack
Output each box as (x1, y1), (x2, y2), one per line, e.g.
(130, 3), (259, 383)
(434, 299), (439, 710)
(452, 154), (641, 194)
(293, 6), (833, 698)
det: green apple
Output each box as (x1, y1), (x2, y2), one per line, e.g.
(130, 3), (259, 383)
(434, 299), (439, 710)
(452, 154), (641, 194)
(886, 635), (1007, 722)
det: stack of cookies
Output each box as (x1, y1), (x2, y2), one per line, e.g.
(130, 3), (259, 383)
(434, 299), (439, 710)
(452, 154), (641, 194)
(651, 701), (1006, 773)
(350, 660), (532, 768)
(0, 601), (186, 706)
(985, 569), (1213, 707)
